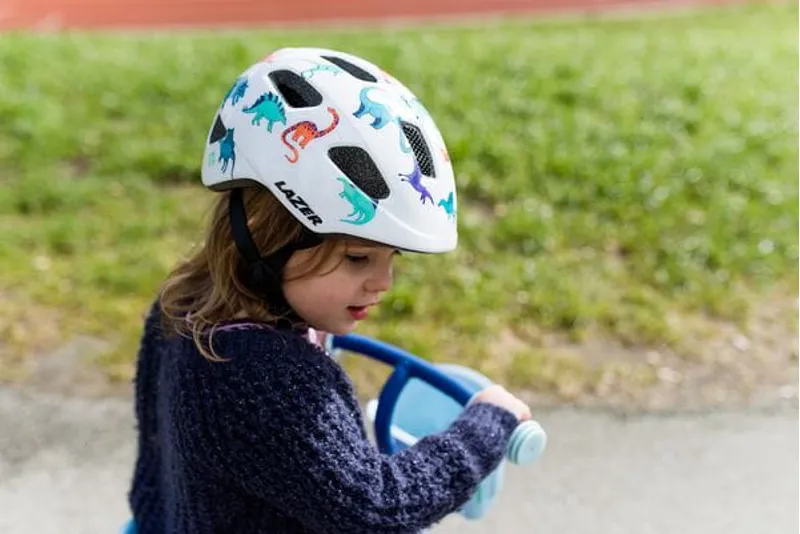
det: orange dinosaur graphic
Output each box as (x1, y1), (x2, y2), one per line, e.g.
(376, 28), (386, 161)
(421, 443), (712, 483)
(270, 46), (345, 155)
(281, 107), (340, 163)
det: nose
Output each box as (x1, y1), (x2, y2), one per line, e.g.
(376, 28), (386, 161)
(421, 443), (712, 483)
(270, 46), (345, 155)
(364, 263), (393, 294)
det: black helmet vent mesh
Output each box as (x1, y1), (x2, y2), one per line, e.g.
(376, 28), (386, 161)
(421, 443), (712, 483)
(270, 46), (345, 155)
(321, 55), (378, 83)
(401, 121), (435, 178)
(209, 115), (227, 143)
(328, 146), (390, 201)
(268, 70), (322, 108)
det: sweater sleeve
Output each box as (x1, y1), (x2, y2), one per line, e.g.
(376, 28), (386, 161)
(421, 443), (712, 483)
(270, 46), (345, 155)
(175, 330), (519, 533)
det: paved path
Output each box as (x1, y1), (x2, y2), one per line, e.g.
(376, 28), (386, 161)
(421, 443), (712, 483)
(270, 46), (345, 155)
(0, 387), (796, 534)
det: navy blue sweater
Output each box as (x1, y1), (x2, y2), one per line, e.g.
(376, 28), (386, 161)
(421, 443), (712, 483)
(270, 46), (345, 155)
(129, 304), (519, 533)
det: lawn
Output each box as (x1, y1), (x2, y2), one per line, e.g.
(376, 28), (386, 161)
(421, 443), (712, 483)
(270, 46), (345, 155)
(0, 2), (796, 400)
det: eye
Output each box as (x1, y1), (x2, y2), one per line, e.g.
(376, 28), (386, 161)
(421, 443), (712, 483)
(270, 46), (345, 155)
(345, 254), (369, 265)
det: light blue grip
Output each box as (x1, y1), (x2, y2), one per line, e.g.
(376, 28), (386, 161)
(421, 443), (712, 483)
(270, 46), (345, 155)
(507, 420), (547, 465)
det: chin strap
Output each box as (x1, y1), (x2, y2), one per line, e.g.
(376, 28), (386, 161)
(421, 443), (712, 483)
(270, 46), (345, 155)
(228, 188), (323, 324)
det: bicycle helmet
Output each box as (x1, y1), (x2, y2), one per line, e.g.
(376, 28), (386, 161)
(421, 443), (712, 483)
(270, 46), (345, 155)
(201, 47), (458, 254)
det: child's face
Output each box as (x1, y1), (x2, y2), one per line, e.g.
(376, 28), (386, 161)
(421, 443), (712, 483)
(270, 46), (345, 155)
(283, 240), (397, 335)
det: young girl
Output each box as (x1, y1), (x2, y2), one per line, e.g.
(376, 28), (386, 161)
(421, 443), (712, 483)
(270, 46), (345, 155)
(129, 47), (531, 534)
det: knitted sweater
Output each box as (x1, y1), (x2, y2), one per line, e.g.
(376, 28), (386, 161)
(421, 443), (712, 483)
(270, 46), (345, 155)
(128, 304), (519, 533)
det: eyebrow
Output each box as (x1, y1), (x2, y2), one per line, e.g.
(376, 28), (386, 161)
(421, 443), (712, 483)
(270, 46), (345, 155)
(344, 240), (385, 250)
(344, 242), (400, 254)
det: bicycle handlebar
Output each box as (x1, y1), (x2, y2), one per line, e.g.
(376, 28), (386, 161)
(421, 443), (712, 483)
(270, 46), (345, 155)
(330, 333), (547, 465)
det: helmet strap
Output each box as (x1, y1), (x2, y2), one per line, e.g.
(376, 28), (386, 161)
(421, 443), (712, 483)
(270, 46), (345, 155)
(228, 188), (322, 326)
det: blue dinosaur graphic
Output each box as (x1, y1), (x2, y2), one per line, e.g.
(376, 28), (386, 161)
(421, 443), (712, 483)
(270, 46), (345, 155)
(438, 191), (456, 221)
(337, 177), (377, 225)
(242, 92), (287, 132)
(217, 128), (236, 176)
(399, 160), (433, 205)
(222, 76), (249, 107)
(353, 87), (411, 154)
(301, 63), (343, 79)
(354, 87), (394, 128)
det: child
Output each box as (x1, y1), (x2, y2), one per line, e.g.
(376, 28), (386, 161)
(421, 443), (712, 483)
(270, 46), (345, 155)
(128, 47), (531, 533)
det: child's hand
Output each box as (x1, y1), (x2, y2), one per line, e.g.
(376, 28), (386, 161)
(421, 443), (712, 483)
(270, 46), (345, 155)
(470, 385), (532, 422)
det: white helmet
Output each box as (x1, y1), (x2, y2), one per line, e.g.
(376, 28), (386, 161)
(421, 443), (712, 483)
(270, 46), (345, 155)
(202, 48), (458, 252)
(201, 47), (457, 254)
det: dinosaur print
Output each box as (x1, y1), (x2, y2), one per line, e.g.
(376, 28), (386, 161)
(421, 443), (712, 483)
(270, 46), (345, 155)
(301, 63), (343, 79)
(438, 191), (456, 220)
(353, 86), (411, 154)
(242, 92), (287, 132)
(399, 160), (433, 205)
(281, 107), (340, 163)
(217, 128), (236, 176)
(222, 77), (249, 107)
(354, 87), (395, 128)
(337, 177), (377, 225)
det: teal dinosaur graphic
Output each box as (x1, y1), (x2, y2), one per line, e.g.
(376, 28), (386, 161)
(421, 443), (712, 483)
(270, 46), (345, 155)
(222, 76), (249, 107)
(438, 191), (456, 220)
(301, 63), (343, 79)
(242, 92), (287, 133)
(337, 177), (377, 225)
(353, 87), (411, 154)
(217, 128), (236, 176)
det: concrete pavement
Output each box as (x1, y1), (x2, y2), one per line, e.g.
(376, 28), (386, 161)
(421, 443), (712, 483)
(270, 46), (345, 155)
(0, 387), (796, 534)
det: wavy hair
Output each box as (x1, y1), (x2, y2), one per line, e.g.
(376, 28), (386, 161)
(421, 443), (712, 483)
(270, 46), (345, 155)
(158, 187), (341, 361)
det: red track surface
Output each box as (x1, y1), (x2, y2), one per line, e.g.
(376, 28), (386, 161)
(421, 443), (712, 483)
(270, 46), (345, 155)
(0, 0), (746, 31)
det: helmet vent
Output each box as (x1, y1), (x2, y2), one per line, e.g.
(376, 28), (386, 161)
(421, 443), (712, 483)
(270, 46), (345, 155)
(321, 55), (378, 82)
(209, 114), (227, 143)
(329, 146), (390, 200)
(401, 121), (435, 178)
(268, 69), (322, 108)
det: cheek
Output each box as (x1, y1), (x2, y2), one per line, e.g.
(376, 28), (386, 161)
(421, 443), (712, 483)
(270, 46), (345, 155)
(325, 271), (370, 308)
(306, 280), (337, 304)
(281, 280), (302, 309)
(316, 270), (358, 299)
(284, 270), (354, 310)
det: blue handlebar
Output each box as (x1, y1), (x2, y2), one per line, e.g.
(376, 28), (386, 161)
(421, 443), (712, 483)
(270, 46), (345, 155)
(330, 333), (547, 465)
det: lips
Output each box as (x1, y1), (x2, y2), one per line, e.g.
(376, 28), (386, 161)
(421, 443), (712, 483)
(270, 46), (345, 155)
(347, 304), (373, 321)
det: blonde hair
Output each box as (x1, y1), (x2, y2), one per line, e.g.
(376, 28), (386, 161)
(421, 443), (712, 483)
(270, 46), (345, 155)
(159, 186), (342, 361)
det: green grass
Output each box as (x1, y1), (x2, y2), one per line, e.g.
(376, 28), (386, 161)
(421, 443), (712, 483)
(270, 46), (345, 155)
(0, 2), (797, 391)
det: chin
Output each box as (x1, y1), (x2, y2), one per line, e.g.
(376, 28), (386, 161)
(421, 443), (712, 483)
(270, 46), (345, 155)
(331, 325), (356, 336)
(324, 322), (358, 336)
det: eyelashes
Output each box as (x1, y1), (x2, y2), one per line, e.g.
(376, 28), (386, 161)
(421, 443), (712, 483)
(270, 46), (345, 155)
(345, 254), (369, 265)
(344, 249), (400, 266)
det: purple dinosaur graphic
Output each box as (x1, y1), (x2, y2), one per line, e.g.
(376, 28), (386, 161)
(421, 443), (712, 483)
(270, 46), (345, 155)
(398, 160), (433, 205)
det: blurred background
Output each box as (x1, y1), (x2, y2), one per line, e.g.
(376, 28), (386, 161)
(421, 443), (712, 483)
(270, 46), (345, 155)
(0, 0), (760, 30)
(0, 0), (797, 533)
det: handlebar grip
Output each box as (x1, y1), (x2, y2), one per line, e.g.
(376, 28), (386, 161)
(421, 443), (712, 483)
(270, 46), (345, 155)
(507, 420), (547, 465)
